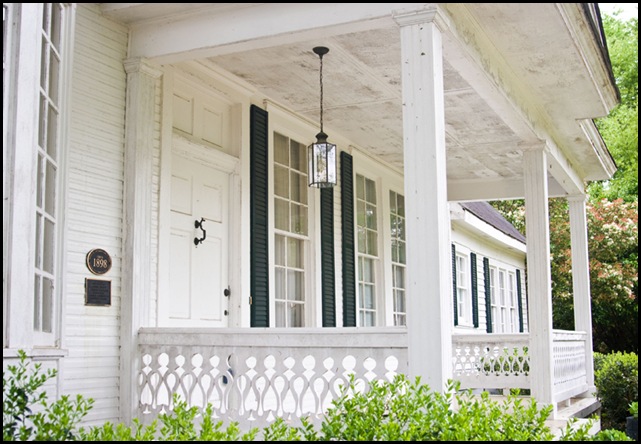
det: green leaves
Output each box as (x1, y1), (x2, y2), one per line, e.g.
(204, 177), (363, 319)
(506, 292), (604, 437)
(3, 350), (94, 441)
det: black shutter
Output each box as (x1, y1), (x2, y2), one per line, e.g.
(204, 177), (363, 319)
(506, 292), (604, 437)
(250, 105), (269, 327)
(484, 257), (492, 333)
(321, 188), (336, 327)
(471, 252), (479, 328)
(516, 269), (524, 333)
(452, 244), (458, 326)
(341, 152), (356, 327)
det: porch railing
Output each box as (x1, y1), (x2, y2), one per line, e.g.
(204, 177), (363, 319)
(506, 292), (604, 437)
(137, 327), (408, 429)
(552, 330), (589, 402)
(452, 333), (530, 391)
(137, 327), (589, 428)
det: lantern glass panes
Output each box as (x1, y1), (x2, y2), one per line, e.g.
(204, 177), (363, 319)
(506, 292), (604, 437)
(308, 132), (336, 188)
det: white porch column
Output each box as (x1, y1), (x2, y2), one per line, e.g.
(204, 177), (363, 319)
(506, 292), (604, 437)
(120, 58), (162, 424)
(523, 148), (555, 414)
(568, 194), (595, 392)
(393, 6), (452, 391)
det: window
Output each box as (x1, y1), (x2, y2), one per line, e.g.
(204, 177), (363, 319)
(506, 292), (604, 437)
(455, 252), (472, 326)
(356, 174), (378, 326)
(34, 3), (64, 342)
(389, 190), (406, 326)
(490, 266), (518, 333)
(273, 132), (309, 327)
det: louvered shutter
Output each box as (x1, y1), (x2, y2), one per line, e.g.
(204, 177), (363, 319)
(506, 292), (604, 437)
(341, 152), (356, 327)
(321, 188), (336, 327)
(250, 105), (269, 327)
(471, 252), (479, 328)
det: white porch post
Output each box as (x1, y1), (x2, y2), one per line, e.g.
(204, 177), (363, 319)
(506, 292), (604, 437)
(120, 58), (162, 424)
(523, 148), (555, 414)
(393, 6), (452, 391)
(568, 194), (595, 392)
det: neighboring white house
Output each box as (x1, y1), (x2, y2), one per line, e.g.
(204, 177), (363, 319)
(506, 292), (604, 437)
(4, 3), (618, 429)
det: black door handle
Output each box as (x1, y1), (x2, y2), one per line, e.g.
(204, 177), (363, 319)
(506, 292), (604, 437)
(194, 218), (207, 246)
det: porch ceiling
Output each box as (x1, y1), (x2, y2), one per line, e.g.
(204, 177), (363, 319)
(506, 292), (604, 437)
(101, 3), (619, 200)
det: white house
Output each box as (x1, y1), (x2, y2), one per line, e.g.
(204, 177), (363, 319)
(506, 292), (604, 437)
(3, 3), (618, 430)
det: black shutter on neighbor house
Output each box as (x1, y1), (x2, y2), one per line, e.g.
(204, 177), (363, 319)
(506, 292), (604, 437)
(471, 252), (479, 328)
(516, 269), (524, 333)
(250, 105), (269, 327)
(341, 152), (356, 327)
(452, 244), (458, 326)
(321, 188), (336, 327)
(484, 257), (492, 333)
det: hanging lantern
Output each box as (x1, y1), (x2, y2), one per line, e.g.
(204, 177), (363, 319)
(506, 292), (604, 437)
(308, 46), (337, 188)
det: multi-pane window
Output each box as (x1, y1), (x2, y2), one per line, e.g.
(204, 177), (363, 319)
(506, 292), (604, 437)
(356, 174), (378, 326)
(34, 3), (63, 339)
(389, 191), (406, 326)
(490, 266), (518, 332)
(455, 252), (471, 326)
(273, 133), (308, 327)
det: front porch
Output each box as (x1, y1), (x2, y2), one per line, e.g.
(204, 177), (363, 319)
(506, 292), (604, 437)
(136, 327), (599, 431)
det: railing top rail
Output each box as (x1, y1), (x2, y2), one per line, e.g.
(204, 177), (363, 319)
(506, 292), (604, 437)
(138, 326), (408, 348)
(452, 333), (529, 344)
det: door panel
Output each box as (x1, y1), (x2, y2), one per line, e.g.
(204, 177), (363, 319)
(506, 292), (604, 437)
(168, 154), (229, 327)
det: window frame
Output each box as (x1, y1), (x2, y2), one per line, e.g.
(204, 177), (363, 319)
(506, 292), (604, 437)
(454, 246), (473, 327)
(490, 263), (519, 333)
(269, 123), (317, 328)
(4, 3), (72, 349)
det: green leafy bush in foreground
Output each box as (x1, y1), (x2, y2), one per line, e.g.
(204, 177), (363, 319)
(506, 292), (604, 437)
(3, 350), (633, 441)
(593, 351), (638, 430)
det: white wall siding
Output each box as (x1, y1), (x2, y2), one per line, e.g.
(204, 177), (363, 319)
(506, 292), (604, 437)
(62, 3), (128, 426)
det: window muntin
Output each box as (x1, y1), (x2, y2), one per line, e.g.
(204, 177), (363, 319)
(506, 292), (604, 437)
(273, 132), (308, 327)
(390, 190), (406, 326)
(34, 3), (63, 339)
(356, 174), (378, 326)
(490, 265), (518, 333)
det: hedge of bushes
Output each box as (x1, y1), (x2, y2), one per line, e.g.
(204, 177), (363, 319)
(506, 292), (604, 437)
(3, 350), (634, 441)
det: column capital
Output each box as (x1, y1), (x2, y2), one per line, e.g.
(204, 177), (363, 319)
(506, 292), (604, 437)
(567, 194), (588, 203)
(393, 5), (450, 32)
(123, 57), (163, 78)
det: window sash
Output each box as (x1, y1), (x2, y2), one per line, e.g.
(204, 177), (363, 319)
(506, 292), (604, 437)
(356, 174), (379, 326)
(273, 133), (309, 327)
(490, 265), (519, 333)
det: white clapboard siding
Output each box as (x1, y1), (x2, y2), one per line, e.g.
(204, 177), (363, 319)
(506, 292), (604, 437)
(61, 3), (129, 426)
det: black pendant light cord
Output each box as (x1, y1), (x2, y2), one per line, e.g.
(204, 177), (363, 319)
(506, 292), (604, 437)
(319, 51), (324, 134)
(313, 47), (329, 136)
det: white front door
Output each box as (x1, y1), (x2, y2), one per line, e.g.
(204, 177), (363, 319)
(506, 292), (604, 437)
(169, 153), (230, 327)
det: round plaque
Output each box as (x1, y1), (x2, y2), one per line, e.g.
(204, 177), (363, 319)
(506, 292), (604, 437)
(86, 249), (112, 275)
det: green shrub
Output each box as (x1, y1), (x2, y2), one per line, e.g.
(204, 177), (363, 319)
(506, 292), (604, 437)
(5, 350), (632, 441)
(629, 401), (638, 419)
(3, 350), (94, 441)
(78, 397), (259, 441)
(594, 351), (638, 430)
(591, 428), (634, 441)
(593, 351), (607, 373)
(261, 375), (598, 441)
